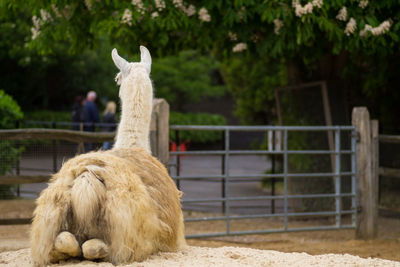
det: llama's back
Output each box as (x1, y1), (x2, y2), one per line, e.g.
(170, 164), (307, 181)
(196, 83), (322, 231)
(110, 147), (186, 249)
(31, 148), (185, 266)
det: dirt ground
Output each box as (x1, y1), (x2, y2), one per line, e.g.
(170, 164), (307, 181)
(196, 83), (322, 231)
(1, 199), (400, 265)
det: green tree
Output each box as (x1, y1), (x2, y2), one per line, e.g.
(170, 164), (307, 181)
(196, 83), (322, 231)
(221, 54), (286, 125)
(153, 50), (224, 110)
(10, 0), (399, 128)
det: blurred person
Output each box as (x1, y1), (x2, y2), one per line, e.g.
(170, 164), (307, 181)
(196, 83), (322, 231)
(84, 91), (100, 151)
(71, 95), (85, 131)
(102, 101), (117, 150)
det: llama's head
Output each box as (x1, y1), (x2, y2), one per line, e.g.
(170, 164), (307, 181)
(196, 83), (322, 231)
(111, 46), (152, 85)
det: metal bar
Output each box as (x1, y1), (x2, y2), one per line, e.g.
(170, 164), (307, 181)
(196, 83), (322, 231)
(170, 171), (355, 181)
(221, 131), (226, 214)
(283, 129), (288, 231)
(185, 225), (356, 239)
(184, 210), (357, 222)
(224, 129), (230, 234)
(175, 130), (180, 190)
(181, 193), (356, 203)
(169, 125), (355, 131)
(15, 120), (20, 197)
(169, 150), (354, 156)
(271, 131), (276, 214)
(351, 129), (357, 226)
(52, 122), (57, 173)
(335, 129), (342, 227)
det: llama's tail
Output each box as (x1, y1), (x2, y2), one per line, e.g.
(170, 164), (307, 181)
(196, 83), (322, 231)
(71, 165), (107, 234)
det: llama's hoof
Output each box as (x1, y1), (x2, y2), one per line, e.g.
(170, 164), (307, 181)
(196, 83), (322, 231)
(54, 231), (81, 257)
(49, 249), (69, 263)
(82, 239), (109, 260)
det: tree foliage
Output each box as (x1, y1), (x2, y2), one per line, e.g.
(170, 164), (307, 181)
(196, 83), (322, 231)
(12, 1), (399, 58)
(8, 0), (398, 128)
(152, 50), (224, 110)
(221, 54), (286, 124)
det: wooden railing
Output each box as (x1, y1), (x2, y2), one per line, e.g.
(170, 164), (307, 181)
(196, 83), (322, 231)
(379, 135), (400, 178)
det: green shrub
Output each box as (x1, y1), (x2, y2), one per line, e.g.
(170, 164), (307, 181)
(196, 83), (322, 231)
(0, 90), (24, 198)
(170, 112), (226, 144)
(24, 110), (71, 122)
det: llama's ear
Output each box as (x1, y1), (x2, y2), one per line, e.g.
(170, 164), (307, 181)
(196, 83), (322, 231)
(115, 72), (123, 85)
(112, 48), (130, 73)
(140, 46), (151, 74)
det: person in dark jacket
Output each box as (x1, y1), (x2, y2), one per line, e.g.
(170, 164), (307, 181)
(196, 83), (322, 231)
(102, 101), (117, 150)
(84, 91), (100, 151)
(84, 91), (100, 132)
(71, 95), (85, 131)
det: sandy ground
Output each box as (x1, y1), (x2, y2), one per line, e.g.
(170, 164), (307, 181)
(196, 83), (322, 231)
(1, 246), (399, 267)
(1, 200), (400, 266)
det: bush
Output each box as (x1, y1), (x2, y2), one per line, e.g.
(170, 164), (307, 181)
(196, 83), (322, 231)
(22, 110), (72, 129)
(170, 112), (226, 144)
(0, 90), (24, 198)
(24, 110), (71, 122)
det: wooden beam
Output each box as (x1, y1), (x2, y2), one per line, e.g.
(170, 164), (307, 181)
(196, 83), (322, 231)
(379, 135), (400, 144)
(152, 99), (170, 166)
(321, 81), (335, 172)
(379, 167), (400, 178)
(0, 218), (32, 225)
(0, 175), (51, 185)
(352, 107), (378, 239)
(0, 129), (115, 143)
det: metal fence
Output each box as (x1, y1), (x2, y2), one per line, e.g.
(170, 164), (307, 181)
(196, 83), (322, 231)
(0, 122), (358, 237)
(169, 125), (357, 238)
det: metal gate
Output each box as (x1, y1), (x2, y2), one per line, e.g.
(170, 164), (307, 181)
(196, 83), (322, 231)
(169, 125), (357, 238)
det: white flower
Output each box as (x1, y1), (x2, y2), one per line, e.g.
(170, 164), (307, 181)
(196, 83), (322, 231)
(293, 1), (314, 17)
(344, 18), (356, 36)
(154, 0), (165, 11)
(359, 0), (368, 9)
(183, 5), (196, 16)
(292, 0), (322, 17)
(172, 0), (183, 9)
(31, 27), (40, 40)
(51, 4), (62, 17)
(132, 0), (145, 15)
(228, 32), (237, 41)
(336, 7), (347, 21)
(151, 12), (159, 18)
(360, 20), (392, 37)
(312, 0), (323, 9)
(122, 9), (133, 26)
(31, 15), (42, 40)
(273, 19), (284, 35)
(40, 9), (52, 22)
(62, 5), (72, 20)
(32, 15), (41, 29)
(232, 43), (247, 53)
(84, 0), (92, 11)
(359, 24), (372, 37)
(198, 7), (211, 22)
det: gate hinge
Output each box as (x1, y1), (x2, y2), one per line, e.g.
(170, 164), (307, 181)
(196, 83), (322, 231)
(351, 131), (360, 142)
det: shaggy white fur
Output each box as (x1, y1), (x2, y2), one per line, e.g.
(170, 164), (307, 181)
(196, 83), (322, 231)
(30, 46), (186, 266)
(112, 46), (153, 153)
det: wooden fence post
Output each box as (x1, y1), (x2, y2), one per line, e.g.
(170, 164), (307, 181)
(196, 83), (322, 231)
(150, 99), (170, 166)
(352, 107), (378, 239)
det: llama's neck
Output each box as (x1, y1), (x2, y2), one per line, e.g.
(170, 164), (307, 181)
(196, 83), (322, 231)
(114, 68), (153, 153)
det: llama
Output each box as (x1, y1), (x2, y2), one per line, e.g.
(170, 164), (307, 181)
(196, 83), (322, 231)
(30, 46), (186, 266)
